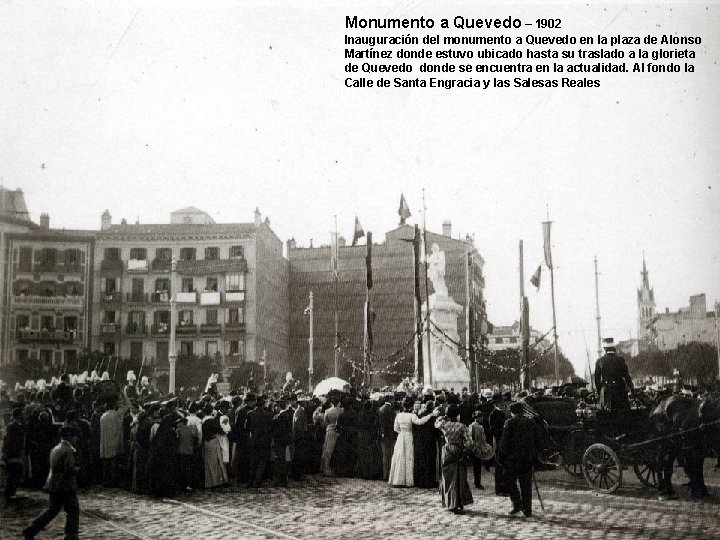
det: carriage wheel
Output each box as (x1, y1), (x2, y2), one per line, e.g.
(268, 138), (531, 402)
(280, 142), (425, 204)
(562, 460), (584, 477)
(582, 443), (622, 494)
(633, 462), (658, 488)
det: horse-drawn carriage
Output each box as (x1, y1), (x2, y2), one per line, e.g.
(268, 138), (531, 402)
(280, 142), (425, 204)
(524, 396), (661, 494)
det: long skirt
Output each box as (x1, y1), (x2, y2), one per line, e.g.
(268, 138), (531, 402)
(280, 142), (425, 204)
(440, 444), (473, 511)
(388, 430), (414, 487)
(204, 437), (228, 488)
(321, 428), (338, 475)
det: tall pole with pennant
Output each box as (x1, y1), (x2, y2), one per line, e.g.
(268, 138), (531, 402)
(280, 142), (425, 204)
(594, 256), (603, 361)
(519, 240), (530, 390)
(364, 232), (373, 388)
(543, 207), (560, 385)
(422, 189), (432, 386)
(333, 216), (339, 377)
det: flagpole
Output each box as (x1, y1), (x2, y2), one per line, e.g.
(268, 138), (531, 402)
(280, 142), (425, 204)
(334, 215), (339, 377)
(545, 206), (560, 386)
(422, 189), (432, 386)
(519, 240), (530, 390)
(594, 256), (602, 360)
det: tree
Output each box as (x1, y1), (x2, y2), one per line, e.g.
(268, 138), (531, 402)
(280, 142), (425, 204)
(628, 342), (719, 384)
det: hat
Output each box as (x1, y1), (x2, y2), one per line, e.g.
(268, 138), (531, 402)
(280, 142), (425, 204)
(101, 371), (110, 381)
(480, 388), (493, 398)
(77, 372), (87, 385)
(141, 376), (149, 386)
(602, 337), (617, 350)
(90, 370), (99, 382)
(127, 370), (137, 382)
(36, 379), (47, 391)
(509, 402), (524, 414)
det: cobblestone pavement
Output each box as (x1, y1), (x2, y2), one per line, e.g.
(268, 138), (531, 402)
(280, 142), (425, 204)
(3, 463), (720, 540)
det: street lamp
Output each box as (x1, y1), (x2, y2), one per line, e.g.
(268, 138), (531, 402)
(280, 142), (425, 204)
(304, 291), (314, 391)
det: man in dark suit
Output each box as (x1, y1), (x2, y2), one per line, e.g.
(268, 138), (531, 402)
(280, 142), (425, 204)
(497, 402), (538, 518)
(23, 426), (81, 540)
(594, 338), (633, 412)
(290, 394), (308, 480)
(245, 396), (273, 488)
(272, 399), (294, 486)
(377, 396), (396, 481)
(231, 394), (255, 484)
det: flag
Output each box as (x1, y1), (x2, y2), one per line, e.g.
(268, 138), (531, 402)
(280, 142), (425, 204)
(365, 231), (373, 289)
(398, 193), (411, 225)
(352, 216), (365, 246)
(330, 232), (339, 277)
(542, 221), (553, 269)
(530, 265), (542, 289)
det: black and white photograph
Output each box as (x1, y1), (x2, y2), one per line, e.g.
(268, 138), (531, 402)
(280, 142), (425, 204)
(1, 1), (719, 538)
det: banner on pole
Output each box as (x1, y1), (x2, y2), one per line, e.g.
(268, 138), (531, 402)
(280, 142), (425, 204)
(542, 221), (553, 269)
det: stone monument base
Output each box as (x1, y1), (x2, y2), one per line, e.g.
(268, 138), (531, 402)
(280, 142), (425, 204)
(422, 292), (470, 390)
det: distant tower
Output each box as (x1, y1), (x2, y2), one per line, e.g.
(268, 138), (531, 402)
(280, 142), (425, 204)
(637, 254), (656, 351)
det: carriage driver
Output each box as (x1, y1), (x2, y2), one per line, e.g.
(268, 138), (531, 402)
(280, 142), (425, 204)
(594, 338), (634, 411)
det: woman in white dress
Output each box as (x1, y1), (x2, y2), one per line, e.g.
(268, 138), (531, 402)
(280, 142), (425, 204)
(388, 397), (438, 487)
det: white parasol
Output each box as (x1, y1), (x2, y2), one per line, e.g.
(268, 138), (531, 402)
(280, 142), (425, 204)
(312, 377), (349, 397)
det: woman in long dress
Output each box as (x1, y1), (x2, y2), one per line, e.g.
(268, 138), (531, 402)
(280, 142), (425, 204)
(413, 400), (439, 488)
(435, 404), (474, 514)
(202, 407), (228, 488)
(388, 397), (438, 487)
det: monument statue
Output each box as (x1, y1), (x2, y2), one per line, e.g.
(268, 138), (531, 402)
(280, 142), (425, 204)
(422, 244), (470, 390)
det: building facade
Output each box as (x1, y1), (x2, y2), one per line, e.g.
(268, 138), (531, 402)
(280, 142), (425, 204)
(91, 207), (289, 375)
(2, 219), (94, 368)
(638, 257), (719, 351)
(287, 222), (487, 387)
(487, 321), (552, 353)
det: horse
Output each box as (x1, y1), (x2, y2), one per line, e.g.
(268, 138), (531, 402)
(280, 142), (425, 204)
(649, 393), (720, 499)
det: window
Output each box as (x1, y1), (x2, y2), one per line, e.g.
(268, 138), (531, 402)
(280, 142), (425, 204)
(63, 316), (77, 332)
(227, 306), (245, 324)
(41, 315), (55, 331)
(181, 278), (194, 292)
(130, 247), (147, 260)
(103, 342), (115, 356)
(131, 278), (144, 299)
(205, 247), (219, 260)
(230, 245), (244, 259)
(227, 338), (245, 359)
(206, 277), (218, 292)
(509, 337), (518, 344)
(156, 341), (168, 362)
(180, 341), (193, 355)
(180, 247), (196, 261)
(66, 282), (81, 296)
(155, 310), (170, 325)
(128, 311), (145, 332)
(179, 310), (193, 325)
(104, 277), (117, 293)
(104, 247), (120, 261)
(206, 341), (219, 357)
(19, 247), (32, 272)
(229, 340), (240, 355)
(17, 314), (30, 330)
(130, 342), (143, 361)
(495, 337), (504, 344)
(40, 349), (53, 366)
(226, 273), (245, 292)
(206, 309), (218, 325)
(41, 248), (57, 266)
(104, 311), (116, 324)
(16, 349), (29, 362)
(155, 278), (170, 292)
(65, 249), (80, 265)
(155, 247), (171, 261)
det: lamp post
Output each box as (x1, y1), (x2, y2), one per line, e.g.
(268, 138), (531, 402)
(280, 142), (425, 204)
(168, 257), (178, 394)
(306, 291), (314, 391)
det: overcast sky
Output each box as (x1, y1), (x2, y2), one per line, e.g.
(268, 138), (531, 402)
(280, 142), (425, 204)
(1, 1), (718, 378)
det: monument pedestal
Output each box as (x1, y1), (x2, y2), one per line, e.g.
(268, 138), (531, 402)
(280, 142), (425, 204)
(422, 292), (470, 391)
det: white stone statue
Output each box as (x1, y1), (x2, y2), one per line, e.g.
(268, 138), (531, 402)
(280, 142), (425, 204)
(427, 243), (448, 296)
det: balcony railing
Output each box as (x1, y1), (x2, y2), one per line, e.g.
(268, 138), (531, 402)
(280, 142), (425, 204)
(126, 292), (148, 303)
(101, 323), (118, 335)
(127, 259), (148, 271)
(12, 295), (83, 307)
(151, 292), (170, 303)
(101, 292), (121, 303)
(176, 324), (197, 335)
(151, 324), (170, 335)
(151, 259), (171, 272)
(200, 323), (222, 334)
(100, 259), (124, 272)
(225, 291), (245, 303)
(125, 324), (147, 336)
(176, 292), (197, 303)
(200, 291), (221, 305)
(224, 322), (246, 332)
(17, 329), (75, 343)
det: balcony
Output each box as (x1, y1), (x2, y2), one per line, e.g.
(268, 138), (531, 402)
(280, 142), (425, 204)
(63, 263), (83, 274)
(125, 324), (147, 336)
(151, 324), (170, 335)
(100, 259), (124, 272)
(100, 323), (118, 335)
(176, 323), (197, 335)
(200, 291), (221, 305)
(151, 258), (171, 272)
(127, 259), (148, 272)
(151, 292), (170, 303)
(224, 322), (246, 335)
(200, 323), (222, 335)
(17, 329), (75, 344)
(12, 295), (83, 308)
(101, 292), (121, 304)
(176, 292), (197, 303)
(126, 292), (148, 303)
(225, 291), (246, 303)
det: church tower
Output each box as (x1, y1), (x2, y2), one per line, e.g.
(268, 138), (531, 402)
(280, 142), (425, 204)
(637, 254), (656, 351)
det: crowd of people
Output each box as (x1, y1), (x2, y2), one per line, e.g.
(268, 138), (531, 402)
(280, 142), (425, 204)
(0, 371), (542, 526)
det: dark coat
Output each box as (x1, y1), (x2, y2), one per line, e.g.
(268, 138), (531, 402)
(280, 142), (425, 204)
(594, 352), (633, 411)
(378, 403), (396, 441)
(497, 415), (538, 467)
(245, 407), (273, 448)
